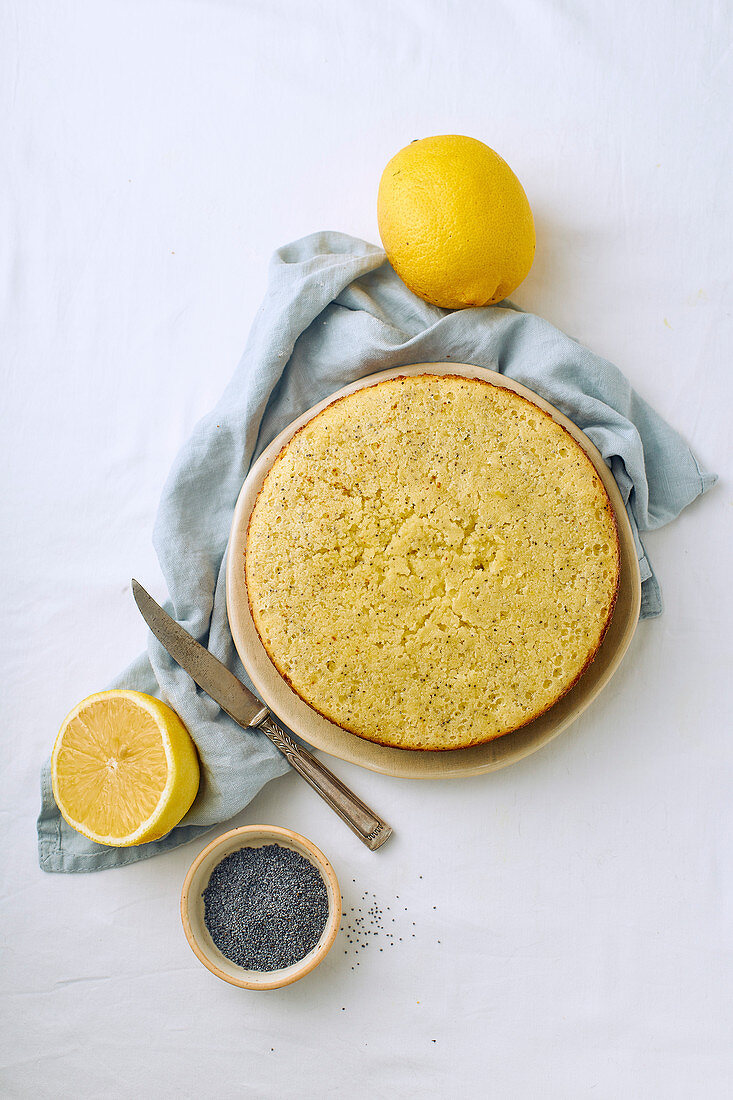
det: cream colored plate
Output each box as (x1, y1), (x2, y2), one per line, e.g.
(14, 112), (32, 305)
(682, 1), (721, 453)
(226, 364), (641, 779)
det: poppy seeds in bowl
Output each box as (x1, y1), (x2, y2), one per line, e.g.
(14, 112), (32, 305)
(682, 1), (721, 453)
(202, 844), (330, 972)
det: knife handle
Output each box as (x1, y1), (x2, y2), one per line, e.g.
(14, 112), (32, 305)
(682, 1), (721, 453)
(257, 715), (393, 851)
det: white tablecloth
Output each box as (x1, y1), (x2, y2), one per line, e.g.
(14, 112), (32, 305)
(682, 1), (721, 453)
(2, 2), (731, 1096)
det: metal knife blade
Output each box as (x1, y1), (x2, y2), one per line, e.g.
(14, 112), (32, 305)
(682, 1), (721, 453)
(131, 579), (268, 728)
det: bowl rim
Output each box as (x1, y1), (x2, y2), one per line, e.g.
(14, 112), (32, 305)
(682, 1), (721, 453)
(180, 824), (342, 990)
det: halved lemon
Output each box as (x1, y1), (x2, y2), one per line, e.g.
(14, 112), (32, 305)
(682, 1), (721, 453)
(51, 689), (200, 847)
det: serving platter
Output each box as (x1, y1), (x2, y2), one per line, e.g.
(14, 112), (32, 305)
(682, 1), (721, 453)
(226, 364), (641, 779)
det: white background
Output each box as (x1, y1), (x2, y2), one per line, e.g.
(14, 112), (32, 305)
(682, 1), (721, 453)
(2, 1), (732, 1097)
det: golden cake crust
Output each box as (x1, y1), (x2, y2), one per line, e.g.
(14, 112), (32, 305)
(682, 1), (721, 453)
(244, 375), (620, 751)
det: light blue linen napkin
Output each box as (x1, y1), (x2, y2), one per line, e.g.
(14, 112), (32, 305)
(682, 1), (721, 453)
(38, 231), (717, 872)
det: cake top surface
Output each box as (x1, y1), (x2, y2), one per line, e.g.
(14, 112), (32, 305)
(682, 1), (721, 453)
(245, 374), (619, 750)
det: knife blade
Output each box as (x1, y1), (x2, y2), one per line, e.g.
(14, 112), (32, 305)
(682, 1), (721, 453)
(131, 579), (392, 851)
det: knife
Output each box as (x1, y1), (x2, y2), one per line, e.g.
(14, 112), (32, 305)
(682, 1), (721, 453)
(131, 579), (392, 851)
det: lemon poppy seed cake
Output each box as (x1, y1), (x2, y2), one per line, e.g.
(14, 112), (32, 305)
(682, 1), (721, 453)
(244, 375), (619, 751)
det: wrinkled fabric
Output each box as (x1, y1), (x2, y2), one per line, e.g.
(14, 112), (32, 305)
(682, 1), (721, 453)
(38, 231), (717, 872)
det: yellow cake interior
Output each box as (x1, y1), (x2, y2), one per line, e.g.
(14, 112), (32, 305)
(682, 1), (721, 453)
(245, 375), (619, 750)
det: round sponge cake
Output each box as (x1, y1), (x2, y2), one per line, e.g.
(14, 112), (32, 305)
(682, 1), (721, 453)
(244, 375), (619, 751)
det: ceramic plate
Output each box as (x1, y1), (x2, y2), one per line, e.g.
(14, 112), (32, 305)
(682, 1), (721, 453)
(226, 364), (641, 779)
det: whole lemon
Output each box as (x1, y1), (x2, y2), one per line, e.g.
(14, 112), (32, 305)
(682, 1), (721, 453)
(377, 135), (535, 309)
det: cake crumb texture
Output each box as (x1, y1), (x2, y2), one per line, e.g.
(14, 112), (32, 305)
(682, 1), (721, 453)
(245, 375), (619, 750)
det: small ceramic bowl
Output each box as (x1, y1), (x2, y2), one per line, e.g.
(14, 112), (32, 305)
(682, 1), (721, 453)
(180, 824), (341, 990)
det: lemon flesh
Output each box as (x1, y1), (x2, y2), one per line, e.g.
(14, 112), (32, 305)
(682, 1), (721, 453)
(51, 690), (200, 847)
(377, 134), (535, 309)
